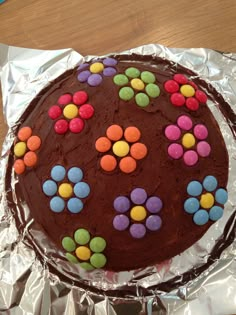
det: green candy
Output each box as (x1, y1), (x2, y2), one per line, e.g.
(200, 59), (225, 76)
(74, 228), (90, 245)
(90, 237), (106, 253)
(145, 83), (160, 98)
(119, 87), (134, 101)
(141, 71), (156, 84)
(135, 93), (150, 107)
(62, 237), (76, 252)
(113, 74), (129, 86)
(79, 262), (94, 271)
(66, 253), (79, 264)
(125, 67), (140, 78)
(90, 253), (107, 269)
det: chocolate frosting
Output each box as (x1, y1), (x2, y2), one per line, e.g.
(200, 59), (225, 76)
(7, 54), (228, 271)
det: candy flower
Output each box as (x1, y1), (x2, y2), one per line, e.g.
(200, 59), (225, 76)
(48, 90), (94, 134)
(113, 67), (160, 108)
(77, 57), (118, 86)
(164, 115), (211, 166)
(184, 175), (228, 226)
(62, 228), (107, 270)
(95, 125), (148, 174)
(13, 126), (41, 175)
(113, 188), (163, 238)
(42, 165), (90, 213)
(164, 73), (207, 111)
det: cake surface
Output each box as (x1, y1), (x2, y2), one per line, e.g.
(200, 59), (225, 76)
(9, 54), (229, 271)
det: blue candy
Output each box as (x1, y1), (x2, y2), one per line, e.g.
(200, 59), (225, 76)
(187, 181), (203, 197)
(209, 206), (223, 221)
(51, 165), (66, 182)
(203, 175), (218, 192)
(74, 182), (90, 198)
(193, 209), (209, 225)
(215, 188), (228, 204)
(184, 198), (200, 214)
(67, 198), (83, 213)
(50, 196), (65, 213)
(67, 167), (83, 184)
(43, 180), (57, 196)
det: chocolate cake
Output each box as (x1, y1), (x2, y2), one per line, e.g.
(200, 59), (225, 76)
(9, 54), (229, 271)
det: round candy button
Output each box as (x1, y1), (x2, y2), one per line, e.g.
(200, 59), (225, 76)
(90, 253), (107, 268)
(170, 93), (185, 107)
(125, 67), (140, 78)
(51, 165), (66, 182)
(183, 150), (198, 166)
(113, 215), (130, 231)
(63, 104), (78, 119)
(79, 104), (94, 119)
(48, 105), (62, 120)
(106, 125), (123, 141)
(100, 155), (117, 172)
(215, 188), (228, 204)
(113, 141), (130, 157)
(113, 196), (130, 213)
(195, 90), (207, 103)
(58, 183), (73, 198)
(146, 215), (162, 231)
(130, 188), (147, 205)
(165, 125), (181, 141)
(131, 78), (145, 91)
(119, 157), (137, 173)
(167, 143), (183, 159)
(119, 87), (135, 101)
(164, 80), (179, 93)
(180, 84), (195, 97)
(87, 74), (103, 86)
(146, 196), (163, 213)
(67, 198), (83, 213)
(103, 57), (118, 66)
(103, 67), (117, 76)
(73, 91), (88, 105)
(135, 93), (150, 107)
(54, 119), (69, 135)
(187, 181), (203, 196)
(145, 83), (160, 98)
(193, 124), (208, 140)
(14, 159), (26, 175)
(177, 115), (193, 130)
(129, 223), (146, 239)
(209, 206), (223, 221)
(182, 133), (196, 149)
(203, 175), (218, 192)
(67, 167), (83, 183)
(66, 253), (79, 264)
(17, 126), (32, 141)
(130, 143), (147, 160)
(184, 197), (200, 214)
(90, 237), (106, 253)
(141, 71), (155, 84)
(196, 141), (211, 157)
(74, 182), (90, 198)
(23, 151), (37, 167)
(69, 118), (85, 133)
(186, 97), (199, 111)
(193, 209), (209, 226)
(76, 246), (91, 261)
(74, 229), (90, 245)
(173, 74), (188, 85)
(90, 62), (104, 74)
(43, 180), (57, 196)
(27, 136), (41, 151)
(62, 237), (76, 252)
(77, 70), (91, 83)
(113, 74), (129, 86)
(50, 196), (65, 213)
(58, 94), (72, 105)
(124, 126), (141, 143)
(130, 206), (147, 221)
(14, 142), (27, 157)
(95, 137), (111, 152)
(79, 262), (94, 270)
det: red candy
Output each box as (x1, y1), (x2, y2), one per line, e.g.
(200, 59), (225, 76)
(170, 93), (185, 107)
(73, 91), (88, 105)
(48, 105), (62, 120)
(188, 81), (198, 90)
(57, 94), (72, 105)
(69, 118), (85, 133)
(54, 119), (69, 134)
(186, 97), (199, 111)
(164, 80), (179, 93)
(173, 74), (188, 85)
(195, 90), (207, 103)
(79, 104), (94, 119)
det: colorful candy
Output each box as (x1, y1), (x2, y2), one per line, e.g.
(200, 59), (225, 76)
(74, 182), (90, 198)
(113, 215), (130, 231)
(23, 151), (37, 167)
(13, 159), (26, 175)
(131, 78), (145, 91)
(67, 198), (83, 213)
(74, 229), (90, 245)
(58, 183), (73, 198)
(54, 119), (69, 134)
(89, 237), (106, 253)
(67, 167), (83, 183)
(100, 155), (117, 171)
(69, 118), (85, 133)
(112, 141), (130, 157)
(43, 180), (58, 196)
(63, 104), (78, 119)
(17, 126), (32, 141)
(76, 246), (91, 261)
(106, 124), (123, 141)
(50, 196), (65, 213)
(62, 237), (76, 252)
(51, 165), (66, 182)
(27, 136), (41, 151)
(14, 142), (27, 157)
(119, 87), (134, 101)
(48, 105), (62, 120)
(119, 156), (137, 173)
(113, 196), (131, 213)
(130, 206), (147, 221)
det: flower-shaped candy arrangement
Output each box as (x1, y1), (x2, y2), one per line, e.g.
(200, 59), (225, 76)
(48, 91), (94, 134)
(42, 165), (90, 213)
(77, 57), (118, 86)
(164, 73), (207, 111)
(113, 67), (160, 107)
(184, 175), (228, 225)
(13, 126), (41, 174)
(95, 125), (148, 174)
(113, 188), (163, 238)
(165, 115), (211, 166)
(62, 228), (107, 270)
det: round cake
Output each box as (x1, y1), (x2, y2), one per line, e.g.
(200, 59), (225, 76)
(9, 54), (229, 271)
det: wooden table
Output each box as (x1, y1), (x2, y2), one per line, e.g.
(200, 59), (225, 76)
(1, 0), (236, 145)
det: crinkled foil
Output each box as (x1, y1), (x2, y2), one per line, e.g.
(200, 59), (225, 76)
(0, 44), (236, 315)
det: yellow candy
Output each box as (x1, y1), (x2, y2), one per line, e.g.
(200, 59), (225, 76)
(14, 142), (27, 157)
(113, 141), (130, 157)
(90, 62), (104, 74)
(75, 246), (91, 261)
(182, 133), (196, 149)
(130, 206), (147, 221)
(63, 104), (78, 119)
(58, 183), (73, 198)
(180, 84), (195, 97)
(131, 78), (145, 91)
(200, 193), (214, 209)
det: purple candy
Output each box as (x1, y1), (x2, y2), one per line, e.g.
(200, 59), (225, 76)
(130, 188), (147, 205)
(103, 67), (117, 77)
(103, 57), (118, 66)
(146, 215), (162, 231)
(77, 70), (91, 82)
(129, 223), (146, 239)
(146, 197), (163, 213)
(113, 215), (130, 231)
(113, 196), (130, 213)
(87, 73), (103, 86)
(78, 63), (89, 70)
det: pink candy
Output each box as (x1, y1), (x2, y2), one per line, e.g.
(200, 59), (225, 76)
(177, 115), (193, 130)
(197, 141), (211, 157)
(168, 143), (183, 159)
(165, 125), (181, 141)
(183, 150), (198, 166)
(194, 124), (208, 140)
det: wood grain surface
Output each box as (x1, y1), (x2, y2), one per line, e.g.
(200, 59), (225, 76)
(1, 0), (236, 145)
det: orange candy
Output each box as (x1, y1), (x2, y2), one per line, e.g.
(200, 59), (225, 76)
(17, 127), (32, 141)
(95, 137), (111, 152)
(23, 151), (37, 167)
(119, 156), (137, 173)
(13, 159), (26, 175)
(100, 155), (117, 171)
(27, 136), (41, 151)
(130, 143), (148, 160)
(106, 125), (123, 141)
(124, 127), (141, 143)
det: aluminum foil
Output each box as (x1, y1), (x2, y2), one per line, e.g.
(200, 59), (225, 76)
(0, 43), (236, 315)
